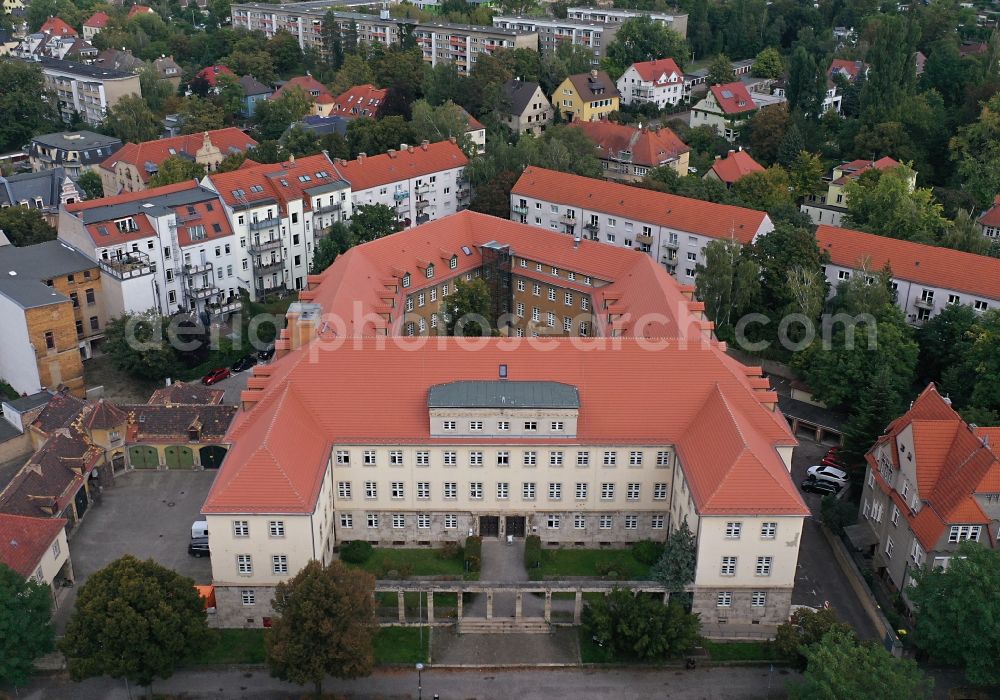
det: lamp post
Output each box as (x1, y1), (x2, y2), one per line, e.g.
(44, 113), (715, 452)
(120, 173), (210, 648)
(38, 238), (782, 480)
(415, 662), (424, 700)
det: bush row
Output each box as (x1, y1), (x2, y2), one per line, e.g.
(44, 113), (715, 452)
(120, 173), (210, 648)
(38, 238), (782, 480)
(464, 536), (482, 572)
(524, 535), (542, 570)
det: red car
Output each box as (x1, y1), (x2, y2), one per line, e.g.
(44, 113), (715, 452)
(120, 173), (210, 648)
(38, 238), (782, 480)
(201, 367), (231, 385)
(822, 447), (847, 469)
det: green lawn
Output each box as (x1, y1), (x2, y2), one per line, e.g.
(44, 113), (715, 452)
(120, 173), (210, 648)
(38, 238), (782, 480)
(701, 640), (787, 662)
(534, 548), (650, 580)
(372, 626), (430, 665)
(578, 627), (615, 664)
(353, 547), (468, 578)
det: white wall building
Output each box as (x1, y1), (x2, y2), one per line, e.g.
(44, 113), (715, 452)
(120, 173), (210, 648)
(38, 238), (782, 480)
(616, 58), (685, 108)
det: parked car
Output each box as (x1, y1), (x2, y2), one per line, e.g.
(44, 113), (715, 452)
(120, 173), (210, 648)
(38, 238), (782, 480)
(801, 475), (842, 496)
(201, 367), (230, 385)
(191, 520), (208, 539)
(821, 447), (848, 469)
(188, 536), (210, 557)
(230, 354), (258, 373)
(257, 345), (275, 362)
(807, 464), (849, 485)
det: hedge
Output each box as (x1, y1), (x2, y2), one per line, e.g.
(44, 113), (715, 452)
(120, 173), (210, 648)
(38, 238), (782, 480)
(524, 535), (542, 570)
(464, 535), (482, 572)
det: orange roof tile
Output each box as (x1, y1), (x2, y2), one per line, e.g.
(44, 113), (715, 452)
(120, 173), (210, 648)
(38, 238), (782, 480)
(977, 195), (1000, 229)
(512, 166), (771, 244)
(710, 82), (756, 115)
(828, 59), (867, 81)
(0, 513), (67, 579)
(128, 4), (155, 17)
(329, 83), (387, 119)
(84, 11), (109, 28)
(99, 128), (257, 185)
(830, 157), (900, 185)
(271, 75), (332, 102)
(39, 16), (76, 37)
(629, 58), (683, 85)
(207, 153), (345, 214)
(816, 224), (1000, 302)
(709, 150), (764, 184)
(569, 121), (689, 169)
(333, 140), (469, 192)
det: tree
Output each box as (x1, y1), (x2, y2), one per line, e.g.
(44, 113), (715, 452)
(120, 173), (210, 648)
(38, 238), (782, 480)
(311, 222), (353, 273)
(843, 166), (948, 243)
(0, 563), (54, 688)
(839, 366), (907, 466)
(789, 628), (932, 700)
(909, 543), (1000, 686)
(266, 560), (377, 696)
(147, 156), (206, 188)
(105, 94), (161, 144)
(950, 93), (1000, 209)
(860, 14), (918, 125)
(941, 209), (999, 256)
(786, 45), (825, 116)
(321, 10), (344, 69)
(217, 151), (247, 173)
(706, 53), (733, 86)
(752, 47), (784, 78)
(139, 66), (173, 115)
(222, 50), (277, 84)
(916, 302), (978, 387)
(329, 54), (374, 96)
(950, 309), (1000, 416)
(267, 30), (303, 75)
(470, 170), (519, 218)
(695, 241), (761, 335)
(424, 62), (468, 107)
(540, 41), (595, 95)
(733, 166), (793, 212)
(253, 87), (313, 141)
(747, 222), (828, 323)
(0, 61), (60, 153)
(61, 556), (208, 691)
(410, 100), (473, 154)
(445, 278), (492, 336)
(102, 312), (180, 380)
(350, 204), (400, 244)
(346, 116), (418, 158)
(747, 103), (790, 164)
(78, 170), (105, 200)
(0, 207), (57, 246)
(776, 122), (804, 167)
(774, 606), (855, 668)
(179, 98), (226, 134)
(603, 17), (688, 79)
(788, 150), (825, 200)
(582, 589), (700, 661)
(651, 517), (696, 595)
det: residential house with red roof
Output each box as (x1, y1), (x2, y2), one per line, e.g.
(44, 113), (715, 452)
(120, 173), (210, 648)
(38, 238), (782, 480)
(801, 157), (914, 226)
(203, 153), (352, 298)
(616, 58), (685, 108)
(270, 75), (335, 116)
(328, 83), (387, 120)
(705, 149), (764, 187)
(816, 224), (1000, 324)
(510, 166), (774, 280)
(128, 4), (156, 18)
(39, 16), (76, 37)
(333, 139), (469, 228)
(827, 58), (869, 83)
(690, 82), (785, 142)
(857, 384), (1000, 609)
(201, 209), (807, 628)
(98, 128), (258, 196)
(82, 11), (109, 41)
(976, 195), (1000, 240)
(0, 513), (71, 601)
(191, 64), (234, 94)
(569, 120), (690, 181)
(58, 180), (243, 318)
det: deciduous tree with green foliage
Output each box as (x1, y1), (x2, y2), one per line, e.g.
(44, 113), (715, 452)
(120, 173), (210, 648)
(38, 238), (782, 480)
(732, 166), (794, 212)
(786, 45), (826, 116)
(346, 116), (418, 159)
(603, 16), (688, 79)
(706, 53), (733, 86)
(0, 563), (54, 688)
(843, 166), (948, 243)
(0, 61), (60, 153)
(105, 94), (161, 144)
(916, 302), (978, 387)
(77, 170), (105, 200)
(310, 222), (353, 274)
(179, 97), (226, 134)
(410, 100), (473, 154)
(147, 156), (206, 188)
(950, 93), (1000, 209)
(351, 204), (400, 244)
(61, 556), (208, 691)
(253, 87), (313, 141)
(774, 606), (855, 668)
(266, 560), (377, 697)
(752, 47), (784, 78)
(103, 312), (180, 380)
(0, 207), (56, 246)
(582, 589), (700, 661)
(747, 103), (790, 165)
(788, 150), (825, 200)
(695, 239), (761, 337)
(444, 278), (493, 336)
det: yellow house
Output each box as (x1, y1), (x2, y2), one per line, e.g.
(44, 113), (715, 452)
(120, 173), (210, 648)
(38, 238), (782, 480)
(801, 156), (916, 226)
(554, 70), (620, 122)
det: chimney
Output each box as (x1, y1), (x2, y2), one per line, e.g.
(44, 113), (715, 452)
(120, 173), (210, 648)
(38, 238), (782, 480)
(387, 148), (396, 158)
(408, 145), (415, 154)
(399, 143), (408, 150)
(590, 69), (598, 77)
(358, 152), (366, 162)
(421, 140), (430, 150)
(573, 234), (581, 248)
(448, 136), (456, 144)
(289, 153), (295, 164)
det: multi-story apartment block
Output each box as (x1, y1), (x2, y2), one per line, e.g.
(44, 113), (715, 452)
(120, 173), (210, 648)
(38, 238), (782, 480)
(35, 57), (142, 127)
(510, 166), (773, 280)
(492, 16), (618, 64)
(800, 157), (912, 227)
(617, 58), (685, 108)
(205, 153), (352, 298)
(569, 121), (690, 181)
(202, 210), (807, 628)
(816, 224), (1000, 324)
(501, 79), (553, 136)
(857, 384), (999, 610)
(29, 131), (122, 179)
(334, 139), (469, 228)
(0, 241), (106, 396)
(99, 128), (258, 197)
(59, 181), (242, 319)
(554, 70), (620, 122)
(566, 7), (688, 37)
(412, 22), (537, 73)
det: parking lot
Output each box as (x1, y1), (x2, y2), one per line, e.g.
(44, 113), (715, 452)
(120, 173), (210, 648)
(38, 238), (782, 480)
(53, 470), (217, 632)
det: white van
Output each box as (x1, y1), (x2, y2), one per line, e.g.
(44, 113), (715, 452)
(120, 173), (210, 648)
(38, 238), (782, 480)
(191, 520), (208, 539)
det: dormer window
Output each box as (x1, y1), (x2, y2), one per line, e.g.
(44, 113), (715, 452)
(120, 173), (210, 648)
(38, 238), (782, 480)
(402, 273), (410, 288)
(450, 255), (458, 269)
(426, 264), (434, 279)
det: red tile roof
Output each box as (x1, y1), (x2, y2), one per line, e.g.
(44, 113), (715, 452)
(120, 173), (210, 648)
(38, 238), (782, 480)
(977, 195), (1000, 229)
(329, 83), (387, 119)
(194, 65), (234, 87)
(84, 11), (109, 28)
(831, 156), (900, 185)
(816, 224), (1000, 302)
(207, 153), (345, 214)
(333, 140), (469, 192)
(39, 16), (76, 37)
(512, 166), (772, 245)
(828, 59), (867, 81)
(99, 128), (257, 185)
(709, 150), (764, 185)
(128, 5), (155, 17)
(148, 382), (224, 406)
(709, 82), (756, 115)
(629, 58), (683, 85)
(569, 121), (689, 169)
(271, 75), (332, 102)
(0, 513), (66, 579)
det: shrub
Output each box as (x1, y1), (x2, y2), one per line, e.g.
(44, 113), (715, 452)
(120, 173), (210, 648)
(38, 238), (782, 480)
(464, 536), (482, 572)
(631, 539), (664, 566)
(339, 540), (374, 564)
(438, 541), (460, 560)
(524, 535), (542, 570)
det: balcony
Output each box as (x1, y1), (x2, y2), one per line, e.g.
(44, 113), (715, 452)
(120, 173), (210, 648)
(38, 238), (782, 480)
(248, 216), (280, 231)
(393, 190), (410, 202)
(559, 214), (577, 225)
(415, 183), (431, 195)
(188, 285), (217, 300)
(457, 188), (471, 201)
(183, 262), (213, 276)
(415, 198), (431, 210)
(511, 204), (528, 215)
(584, 221), (599, 233)
(314, 201), (341, 215)
(662, 240), (679, 250)
(207, 299), (242, 316)
(248, 238), (282, 255)
(396, 201), (411, 214)
(254, 258), (284, 274)
(98, 254), (153, 280)
(416, 214), (430, 225)
(636, 234), (654, 245)
(914, 297), (935, 310)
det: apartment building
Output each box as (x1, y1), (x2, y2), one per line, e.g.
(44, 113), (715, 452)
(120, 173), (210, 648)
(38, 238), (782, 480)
(413, 22), (537, 73)
(98, 128), (258, 196)
(856, 384), (999, 610)
(816, 224), (1000, 324)
(29, 131), (122, 179)
(800, 157), (912, 227)
(566, 7), (688, 37)
(204, 153), (352, 298)
(333, 139), (469, 228)
(569, 121), (690, 181)
(510, 166), (774, 280)
(617, 58), (685, 108)
(59, 181), (242, 319)
(492, 16), (618, 64)
(202, 210), (806, 628)
(0, 241), (106, 396)
(36, 57), (142, 127)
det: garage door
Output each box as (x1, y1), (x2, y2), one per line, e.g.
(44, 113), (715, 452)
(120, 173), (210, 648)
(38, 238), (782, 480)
(128, 445), (159, 469)
(199, 445), (227, 469)
(164, 446), (194, 469)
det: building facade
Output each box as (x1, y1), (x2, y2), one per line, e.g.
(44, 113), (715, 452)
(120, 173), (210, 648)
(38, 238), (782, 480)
(616, 58), (685, 108)
(501, 79), (553, 136)
(0, 513), (72, 605)
(800, 157), (911, 227)
(566, 7), (688, 36)
(492, 16), (618, 64)
(36, 57), (142, 126)
(553, 70), (620, 122)
(0, 168), (82, 226)
(29, 131), (122, 179)
(568, 121), (690, 181)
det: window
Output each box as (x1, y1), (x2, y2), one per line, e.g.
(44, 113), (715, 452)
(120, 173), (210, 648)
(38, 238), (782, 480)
(391, 482), (404, 499)
(443, 420), (456, 431)
(601, 483), (614, 500)
(624, 514), (638, 530)
(44, 331), (54, 350)
(470, 420), (483, 431)
(755, 556), (772, 576)
(365, 481), (377, 499)
(751, 591), (767, 608)
(498, 421), (510, 431)
(626, 483), (640, 500)
(948, 525), (981, 543)
(272, 555), (288, 574)
(653, 483), (667, 500)
(599, 515), (612, 529)
(725, 522), (742, 539)
(444, 482), (457, 499)
(52, 539), (60, 557)
(575, 483), (588, 500)
(574, 514), (586, 529)
(532, 307), (540, 322)
(548, 482), (562, 500)
(890, 505), (900, 525)
(241, 589), (256, 606)
(392, 514), (405, 529)
(651, 515), (664, 529)
(470, 482), (483, 499)
(336, 450), (350, 465)
(85, 288), (95, 305)
(885, 536), (894, 558)
(444, 514), (457, 529)
(444, 451), (457, 466)
(340, 513), (353, 528)
(760, 522), (776, 539)
(547, 514), (560, 529)
(367, 513), (379, 529)
(576, 451), (590, 467)
(629, 451), (643, 466)
(551, 421), (564, 431)
(417, 514), (430, 529)
(417, 481), (430, 499)
(233, 520), (249, 537)
(603, 451), (617, 466)
(237, 554), (252, 575)
(524, 421), (537, 431)
(416, 451), (429, 466)
(268, 521), (285, 537)
(497, 482), (509, 499)
(975, 299), (988, 311)
(581, 297), (590, 311)
(522, 482), (536, 500)
(523, 451), (537, 466)
(496, 450), (510, 466)
(532, 283), (540, 296)
(721, 556), (737, 576)
(717, 592), (732, 607)
(549, 451), (563, 466)
(363, 450), (376, 465)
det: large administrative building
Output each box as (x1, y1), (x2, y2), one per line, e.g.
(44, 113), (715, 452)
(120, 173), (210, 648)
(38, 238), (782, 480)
(202, 210), (808, 628)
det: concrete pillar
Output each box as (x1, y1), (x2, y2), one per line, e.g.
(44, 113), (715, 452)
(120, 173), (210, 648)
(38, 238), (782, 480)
(544, 590), (552, 622)
(486, 590), (494, 619)
(663, 591), (669, 604)
(515, 591), (523, 620)
(397, 591), (406, 624)
(573, 591), (583, 624)
(427, 591), (435, 623)
(457, 590), (463, 620)
(815, 426), (822, 442)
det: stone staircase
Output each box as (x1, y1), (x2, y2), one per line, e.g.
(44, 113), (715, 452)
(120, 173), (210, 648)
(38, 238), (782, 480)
(457, 618), (551, 634)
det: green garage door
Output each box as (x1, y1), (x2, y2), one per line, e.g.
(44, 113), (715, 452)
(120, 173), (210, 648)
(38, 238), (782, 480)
(199, 445), (227, 469)
(128, 445), (159, 469)
(164, 446), (195, 469)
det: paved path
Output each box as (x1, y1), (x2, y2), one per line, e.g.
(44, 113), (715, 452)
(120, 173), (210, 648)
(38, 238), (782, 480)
(467, 539), (529, 618)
